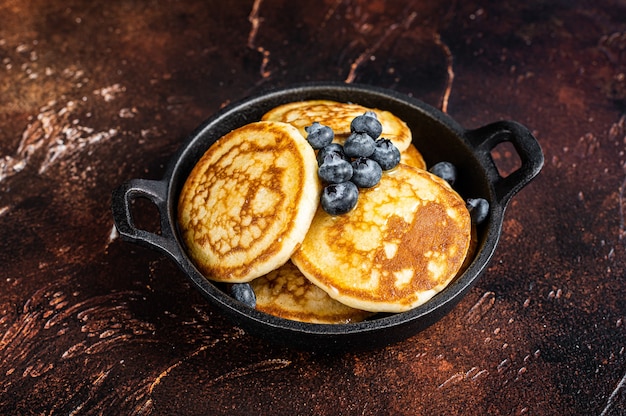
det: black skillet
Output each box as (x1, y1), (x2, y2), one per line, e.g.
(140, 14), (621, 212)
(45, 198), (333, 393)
(111, 82), (543, 352)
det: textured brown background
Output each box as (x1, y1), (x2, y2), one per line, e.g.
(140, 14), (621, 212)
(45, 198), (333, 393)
(1, 0), (625, 415)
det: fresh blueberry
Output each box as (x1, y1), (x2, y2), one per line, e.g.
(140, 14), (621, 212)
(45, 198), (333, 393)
(229, 283), (256, 307)
(351, 157), (382, 188)
(370, 138), (401, 170)
(317, 143), (347, 166)
(321, 181), (359, 215)
(466, 198), (490, 225)
(429, 161), (457, 186)
(305, 122), (334, 149)
(350, 111), (383, 139)
(344, 132), (376, 158)
(318, 153), (354, 184)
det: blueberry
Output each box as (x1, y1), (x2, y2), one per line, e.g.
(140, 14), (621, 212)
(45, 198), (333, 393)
(317, 143), (346, 166)
(229, 283), (256, 307)
(305, 122), (334, 149)
(318, 153), (353, 184)
(350, 111), (383, 139)
(370, 138), (401, 170)
(466, 198), (490, 225)
(321, 182), (359, 215)
(351, 157), (382, 188)
(344, 132), (376, 158)
(429, 161), (457, 186)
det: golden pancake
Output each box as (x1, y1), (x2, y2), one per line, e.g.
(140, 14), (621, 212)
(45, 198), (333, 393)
(459, 223), (478, 276)
(178, 121), (321, 282)
(262, 100), (412, 152)
(291, 164), (471, 313)
(250, 261), (373, 324)
(400, 143), (426, 170)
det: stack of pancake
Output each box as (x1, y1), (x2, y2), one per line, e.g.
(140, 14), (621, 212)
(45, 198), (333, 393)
(177, 100), (472, 324)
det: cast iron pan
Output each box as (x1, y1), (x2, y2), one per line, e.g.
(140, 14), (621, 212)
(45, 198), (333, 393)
(111, 82), (544, 352)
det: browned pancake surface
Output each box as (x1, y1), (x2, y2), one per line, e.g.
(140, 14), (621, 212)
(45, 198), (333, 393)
(178, 121), (320, 282)
(400, 143), (427, 170)
(262, 100), (412, 152)
(291, 164), (471, 312)
(250, 261), (373, 324)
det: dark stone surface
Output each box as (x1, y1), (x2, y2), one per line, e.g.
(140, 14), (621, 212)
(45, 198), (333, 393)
(1, 0), (625, 414)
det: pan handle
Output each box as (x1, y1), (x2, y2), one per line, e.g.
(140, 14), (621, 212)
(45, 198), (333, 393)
(111, 178), (182, 261)
(465, 120), (544, 206)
